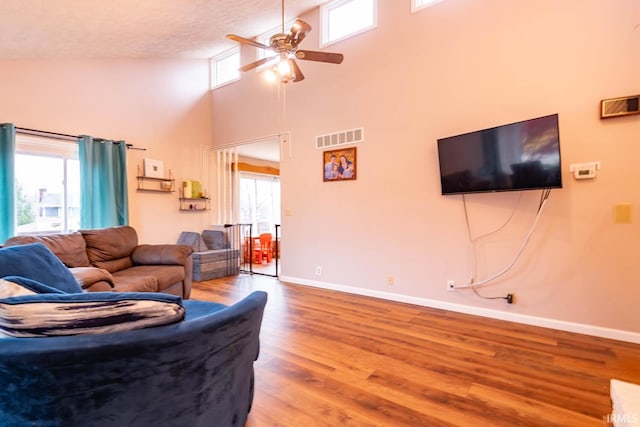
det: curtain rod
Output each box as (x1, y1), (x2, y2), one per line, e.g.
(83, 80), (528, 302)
(15, 126), (146, 151)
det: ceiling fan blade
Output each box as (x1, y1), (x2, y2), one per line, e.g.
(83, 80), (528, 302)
(239, 56), (276, 72)
(226, 34), (270, 50)
(286, 19), (312, 47)
(288, 59), (305, 83)
(295, 50), (344, 64)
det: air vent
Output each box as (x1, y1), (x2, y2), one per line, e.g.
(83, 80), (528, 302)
(316, 128), (364, 149)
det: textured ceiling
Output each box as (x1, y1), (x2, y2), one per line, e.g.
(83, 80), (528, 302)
(0, 0), (326, 59)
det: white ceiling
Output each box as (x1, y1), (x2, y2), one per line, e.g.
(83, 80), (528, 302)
(0, 0), (326, 59)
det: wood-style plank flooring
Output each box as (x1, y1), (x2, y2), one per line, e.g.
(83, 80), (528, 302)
(191, 275), (640, 427)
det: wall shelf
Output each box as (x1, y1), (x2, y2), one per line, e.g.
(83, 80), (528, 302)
(136, 165), (175, 192)
(136, 176), (175, 192)
(179, 197), (210, 211)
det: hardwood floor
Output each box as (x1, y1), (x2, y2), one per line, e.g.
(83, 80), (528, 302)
(191, 275), (640, 427)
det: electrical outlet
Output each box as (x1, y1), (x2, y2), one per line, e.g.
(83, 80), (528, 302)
(447, 280), (456, 291)
(506, 293), (514, 304)
(387, 276), (394, 286)
(315, 266), (322, 276)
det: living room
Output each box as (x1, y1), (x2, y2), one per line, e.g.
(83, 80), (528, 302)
(2, 0), (637, 340)
(0, 0), (639, 424)
(0, 0), (639, 349)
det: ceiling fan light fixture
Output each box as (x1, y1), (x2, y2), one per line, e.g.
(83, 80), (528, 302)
(264, 68), (278, 83)
(226, 1), (343, 84)
(264, 63), (293, 84)
(276, 58), (291, 77)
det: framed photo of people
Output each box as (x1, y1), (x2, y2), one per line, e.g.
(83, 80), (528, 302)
(323, 147), (357, 182)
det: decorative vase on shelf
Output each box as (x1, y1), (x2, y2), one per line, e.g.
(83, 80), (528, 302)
(182, 180), (192, 198)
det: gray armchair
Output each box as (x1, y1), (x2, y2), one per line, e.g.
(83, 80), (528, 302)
(178, 228), (240, 281)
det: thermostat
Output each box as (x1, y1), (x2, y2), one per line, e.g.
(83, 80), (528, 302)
(569, 161), (601, 180)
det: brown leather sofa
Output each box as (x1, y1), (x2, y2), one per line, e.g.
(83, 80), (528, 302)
(3, 225), (194, 298)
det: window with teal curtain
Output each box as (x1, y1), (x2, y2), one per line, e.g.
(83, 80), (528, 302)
(0, 123), (16, 242)
(78, 136), (129, 229)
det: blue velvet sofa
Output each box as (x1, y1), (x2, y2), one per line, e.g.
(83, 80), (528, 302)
(0, 243), (268, 427)
(0, 293), (267, 427)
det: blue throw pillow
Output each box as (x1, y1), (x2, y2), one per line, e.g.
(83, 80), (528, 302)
(0, 243), (82, 293)
(0, 292), (185, 337)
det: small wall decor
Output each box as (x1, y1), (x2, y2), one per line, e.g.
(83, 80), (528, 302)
(144, 158), (165, 178)
(600, 94), (640, 119)
(323, 147), (357, 182)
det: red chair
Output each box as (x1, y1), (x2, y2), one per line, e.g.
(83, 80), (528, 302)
(253, 233), (273, 264)
(242, 236), (254, 263)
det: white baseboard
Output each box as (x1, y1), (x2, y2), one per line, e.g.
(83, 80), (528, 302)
(279, 275), (640, 344)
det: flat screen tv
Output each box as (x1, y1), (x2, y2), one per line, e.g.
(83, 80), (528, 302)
(437, 114), (562, 195)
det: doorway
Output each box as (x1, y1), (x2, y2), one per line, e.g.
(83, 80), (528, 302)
(235, 137), (281, 277)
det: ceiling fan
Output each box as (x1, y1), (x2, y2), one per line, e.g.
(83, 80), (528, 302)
(226, 0), (344, 83)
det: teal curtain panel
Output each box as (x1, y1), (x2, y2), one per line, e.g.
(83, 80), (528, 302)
(0, 123), (16, 242)
(79, 136), (129, 228)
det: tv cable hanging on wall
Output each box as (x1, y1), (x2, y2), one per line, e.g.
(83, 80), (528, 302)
(450, 189), (553, 299)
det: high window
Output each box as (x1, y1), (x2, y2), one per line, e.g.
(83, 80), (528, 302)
(320, 0), (377, 47)
(211, 47), (240, 89)
(412, 0), (443, 13)
(15, 135), (80, 234)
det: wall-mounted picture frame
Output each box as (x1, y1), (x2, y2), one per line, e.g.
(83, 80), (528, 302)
(144, 158), (165, 179)
(323, 147), (357, 182)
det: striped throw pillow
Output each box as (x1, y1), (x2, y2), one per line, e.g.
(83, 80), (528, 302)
(0, 292), (185, 338)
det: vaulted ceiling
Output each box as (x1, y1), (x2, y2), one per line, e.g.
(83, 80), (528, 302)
(0, 0), (326, 59)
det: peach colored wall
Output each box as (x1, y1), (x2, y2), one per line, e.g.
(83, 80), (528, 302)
(0, 59), (214, 243)
(212, 0), (640, 335)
